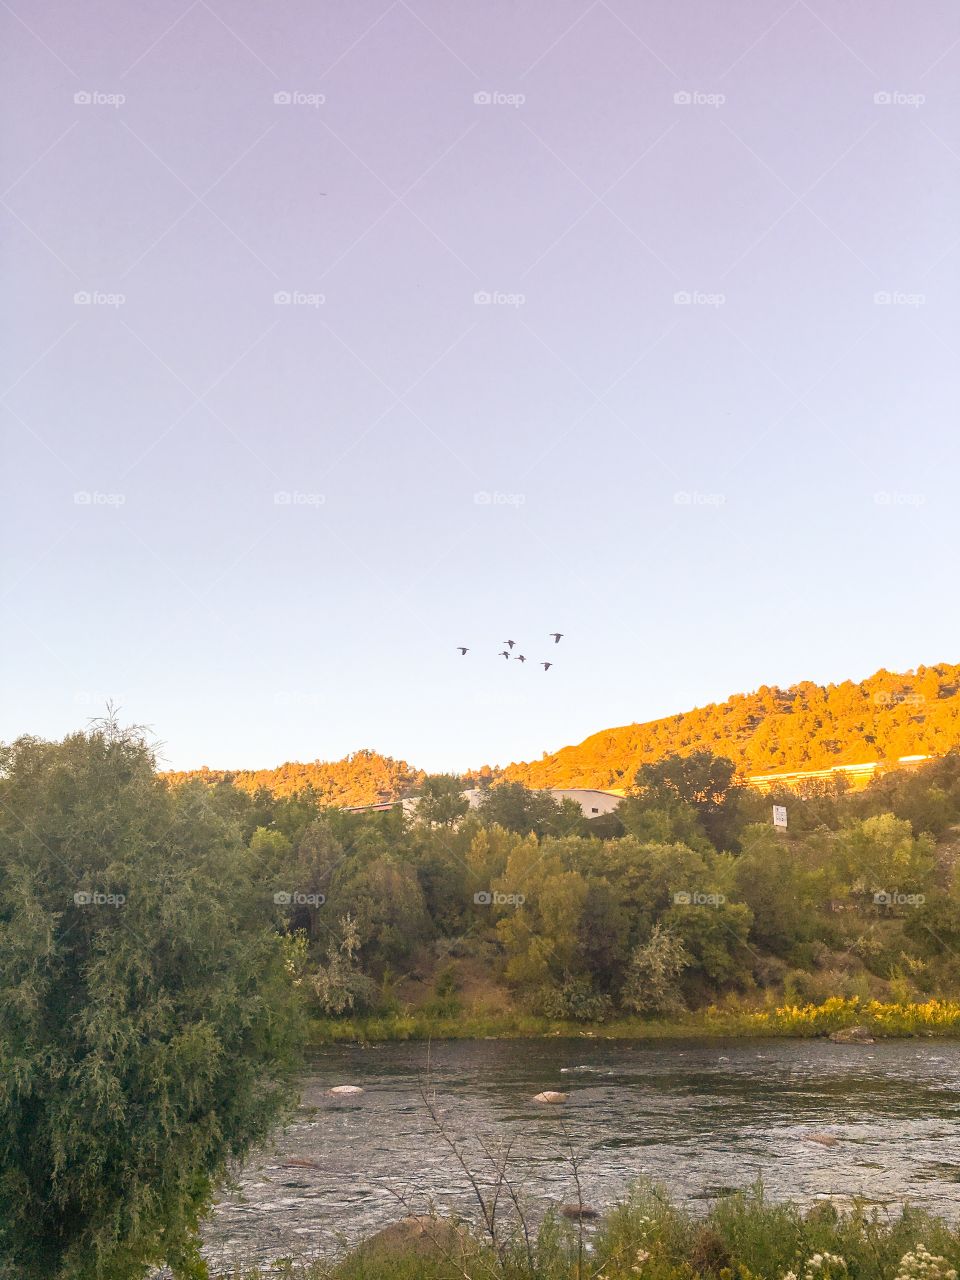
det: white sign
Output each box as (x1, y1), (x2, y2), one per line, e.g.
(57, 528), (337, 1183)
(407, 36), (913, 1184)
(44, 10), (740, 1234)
(772, 804), (788, 829)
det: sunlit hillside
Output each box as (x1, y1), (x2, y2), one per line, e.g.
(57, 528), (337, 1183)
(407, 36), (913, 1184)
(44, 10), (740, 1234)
(503, 663), (960, 791)
(163, 748), (426, 807)
(164, 664), (960, 803)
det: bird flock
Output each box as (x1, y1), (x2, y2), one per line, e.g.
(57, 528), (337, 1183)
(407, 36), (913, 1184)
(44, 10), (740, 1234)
(457, 632), (563, 671)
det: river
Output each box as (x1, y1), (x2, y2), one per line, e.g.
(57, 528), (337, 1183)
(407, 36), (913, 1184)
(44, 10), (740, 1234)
(201, 1037), (960, 1270)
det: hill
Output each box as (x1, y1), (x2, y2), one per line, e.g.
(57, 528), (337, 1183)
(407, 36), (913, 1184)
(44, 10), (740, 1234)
(163, 748), (426, 807)
(503, 662), (960, 790)
(164, 663), (960, 802)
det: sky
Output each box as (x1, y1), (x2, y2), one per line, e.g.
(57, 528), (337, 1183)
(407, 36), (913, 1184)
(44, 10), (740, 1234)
(1, 0), (958, 774)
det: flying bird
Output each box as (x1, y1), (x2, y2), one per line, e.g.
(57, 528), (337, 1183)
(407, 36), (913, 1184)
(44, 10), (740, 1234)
(541, 662), (553, 671)
(456, 647), (469, 655)
(503, 639), (515, 649)
(515, 654), (526, 663)
(498, 650), (510, 659)
(550, 633), (564, 644)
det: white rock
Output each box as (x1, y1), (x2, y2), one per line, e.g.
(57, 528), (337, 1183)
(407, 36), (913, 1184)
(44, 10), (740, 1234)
(533, 1090), (568, 1104)
(327, 1085), (364, 1096)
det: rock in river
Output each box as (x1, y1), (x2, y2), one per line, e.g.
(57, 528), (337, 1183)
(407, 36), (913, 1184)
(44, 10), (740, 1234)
(829, 1026), (875, 1044)
(533, 1090), (568, 1104)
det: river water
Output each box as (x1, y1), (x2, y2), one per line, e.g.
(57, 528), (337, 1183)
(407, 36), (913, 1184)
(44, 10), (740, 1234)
(202, 1037), (960, 1270)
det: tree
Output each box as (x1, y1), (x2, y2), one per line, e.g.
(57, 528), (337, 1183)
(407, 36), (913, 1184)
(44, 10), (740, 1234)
(621, 924), (690, 1015)
(477, 782), (571, 837)
(627, 752), (744, 850)
(416, 774), (469, 827)
(0, 726), (303, 1280)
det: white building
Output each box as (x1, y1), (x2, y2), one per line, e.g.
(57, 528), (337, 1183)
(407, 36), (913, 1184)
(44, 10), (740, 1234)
(546, 788), (624, 817)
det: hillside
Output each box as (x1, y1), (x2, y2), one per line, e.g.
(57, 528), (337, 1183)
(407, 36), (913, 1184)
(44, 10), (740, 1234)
(503, 662), (960, 790)
(163, 748), (426, 807)
(164, 663), (960, 802)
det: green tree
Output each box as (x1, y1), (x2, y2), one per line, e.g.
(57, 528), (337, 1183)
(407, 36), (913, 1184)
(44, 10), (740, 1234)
(621, 924), (690, 1015)
(0, 726), (303, 1280)
(627, 751), (744, 850)
(416, 774), (469, 826)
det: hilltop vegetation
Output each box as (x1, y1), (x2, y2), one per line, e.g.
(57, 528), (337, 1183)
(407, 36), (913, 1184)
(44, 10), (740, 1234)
(164, 747), (429, 807)
(164, 664), (960, 805)
(505, 662), (960, 789)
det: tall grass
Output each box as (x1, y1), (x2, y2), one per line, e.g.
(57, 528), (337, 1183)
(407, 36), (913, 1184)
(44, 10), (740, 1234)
(309, 998), (960, 1045)
(231, 1181), (960, 1279)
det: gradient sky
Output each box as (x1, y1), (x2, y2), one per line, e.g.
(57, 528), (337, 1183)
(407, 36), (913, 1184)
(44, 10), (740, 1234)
(2, 0), (958, 773)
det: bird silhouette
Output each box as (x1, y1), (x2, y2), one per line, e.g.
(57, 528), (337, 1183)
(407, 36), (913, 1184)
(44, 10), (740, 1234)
(498, 650), (510, 659)
(515, 654), (526, 663)
(503, 639), (515, 649)
(549, 633), (564, 644)
(456, 647), (469, 655)
(541, 662), (553, 671)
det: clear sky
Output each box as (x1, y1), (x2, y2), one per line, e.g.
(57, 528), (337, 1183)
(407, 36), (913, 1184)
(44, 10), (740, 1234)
(2, 0), (958, 773)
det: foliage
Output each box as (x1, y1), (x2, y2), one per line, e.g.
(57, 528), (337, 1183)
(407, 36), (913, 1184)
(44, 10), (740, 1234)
(0, 725), (303, 1280)
(621, 924), (690, 1015)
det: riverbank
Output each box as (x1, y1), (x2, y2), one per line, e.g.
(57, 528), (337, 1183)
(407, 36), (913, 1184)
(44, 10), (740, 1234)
(309, 996), (960, 1044)
(233, 1180), (960, 1279)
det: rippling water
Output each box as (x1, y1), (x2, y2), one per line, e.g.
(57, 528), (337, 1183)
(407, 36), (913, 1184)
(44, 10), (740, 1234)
(202, 1037), (960, 1270)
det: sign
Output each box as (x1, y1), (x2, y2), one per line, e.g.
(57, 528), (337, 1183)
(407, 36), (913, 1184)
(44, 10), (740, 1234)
(772, 804), (788, 830)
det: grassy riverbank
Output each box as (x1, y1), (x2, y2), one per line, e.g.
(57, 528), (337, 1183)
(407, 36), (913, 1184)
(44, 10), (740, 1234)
(234, 1181), (960, 1279)
(309, 997), (960, 1044)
